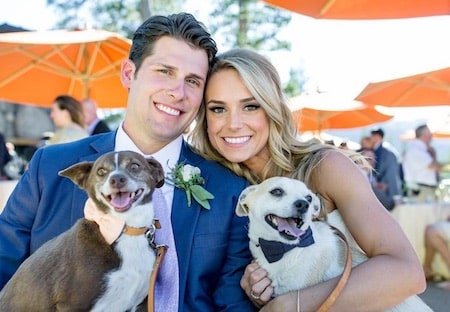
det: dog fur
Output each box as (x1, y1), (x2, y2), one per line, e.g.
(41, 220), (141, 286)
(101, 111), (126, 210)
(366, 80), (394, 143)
(0, 151), (164, 312)
(236, 176), (432, 312)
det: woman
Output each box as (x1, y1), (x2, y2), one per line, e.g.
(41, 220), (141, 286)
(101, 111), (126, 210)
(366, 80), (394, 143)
(47, 95), (88, 145)
(190, 49), (426, 311)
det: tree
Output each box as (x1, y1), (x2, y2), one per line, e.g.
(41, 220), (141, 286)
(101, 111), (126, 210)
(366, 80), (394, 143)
(208, 0), (291, 51)
(46, 0), (182, 37)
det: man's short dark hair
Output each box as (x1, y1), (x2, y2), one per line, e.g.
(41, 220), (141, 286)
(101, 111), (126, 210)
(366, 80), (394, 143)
(129, 13), (217, 74)
(370, 128), (384, 138)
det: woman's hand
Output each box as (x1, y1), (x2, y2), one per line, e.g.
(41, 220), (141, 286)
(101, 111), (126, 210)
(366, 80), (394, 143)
(240, 260), (274, 308)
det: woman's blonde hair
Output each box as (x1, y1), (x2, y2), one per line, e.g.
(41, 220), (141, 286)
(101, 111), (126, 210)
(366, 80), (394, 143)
(190, 48), (368, 188)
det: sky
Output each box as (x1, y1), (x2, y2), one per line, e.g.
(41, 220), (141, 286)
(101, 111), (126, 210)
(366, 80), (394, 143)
(1, 1), (450, 138)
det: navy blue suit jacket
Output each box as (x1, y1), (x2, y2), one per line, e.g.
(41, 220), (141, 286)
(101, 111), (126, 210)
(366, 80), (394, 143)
(0, 131), (256, 311)
(373, 144), (401, 210)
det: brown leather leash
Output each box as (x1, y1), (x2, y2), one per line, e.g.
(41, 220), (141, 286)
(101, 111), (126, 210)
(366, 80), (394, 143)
(122, 219), (167, 312)
(147, 244), (167, 312)
(316, 225), (353, 312)
(143, 219), (167, 312)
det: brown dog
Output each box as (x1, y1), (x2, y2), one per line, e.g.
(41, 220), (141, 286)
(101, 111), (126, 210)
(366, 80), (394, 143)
(0, 151), (164, 311)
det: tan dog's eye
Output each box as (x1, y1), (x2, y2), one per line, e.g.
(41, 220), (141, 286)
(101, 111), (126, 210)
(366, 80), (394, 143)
(270, 187), (284, 197)
(97, 168), (107, 176)
(305, 195), (312, 203)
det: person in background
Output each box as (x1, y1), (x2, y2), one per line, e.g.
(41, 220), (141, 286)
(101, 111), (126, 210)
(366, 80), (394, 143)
(370, 128), (402, 210)
(0, 132), (12, 180)
(190, 48), (425, 311)
(423, 216), (450, 288)
(402, 124), (441, 202)
(359, 135), (373, 150)
(0, 13), (254, 311)
(359, 147), (376, 183)
(47, 95), (88, 145)
(81, 98), (112, 135)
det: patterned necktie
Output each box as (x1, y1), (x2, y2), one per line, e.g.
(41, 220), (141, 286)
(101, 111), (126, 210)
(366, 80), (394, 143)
(153, 187), (179, 311)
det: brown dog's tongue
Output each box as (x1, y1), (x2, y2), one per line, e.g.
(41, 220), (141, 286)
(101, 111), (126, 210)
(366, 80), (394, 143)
(111, 192), (132, 209)
(276, 217), (304, 238)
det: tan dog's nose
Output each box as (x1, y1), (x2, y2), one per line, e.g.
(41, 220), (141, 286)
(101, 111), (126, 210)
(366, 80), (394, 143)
(294, 199), (309, 215)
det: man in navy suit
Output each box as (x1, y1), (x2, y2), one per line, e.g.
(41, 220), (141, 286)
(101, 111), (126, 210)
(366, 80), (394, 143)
(370, 128), (402, 211)
(0, 13), (255, 311)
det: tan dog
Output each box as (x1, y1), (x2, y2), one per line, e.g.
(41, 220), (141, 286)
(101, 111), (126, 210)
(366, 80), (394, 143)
(0, 151), (164, 311)
(237, 176), (432, 311)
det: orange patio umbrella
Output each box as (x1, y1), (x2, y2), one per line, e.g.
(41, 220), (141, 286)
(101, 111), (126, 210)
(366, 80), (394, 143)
(355, 67), (450, 107)
(263, 0), (450, 20)
(0, 29), (131, 108)
(289, 93), (393, 132)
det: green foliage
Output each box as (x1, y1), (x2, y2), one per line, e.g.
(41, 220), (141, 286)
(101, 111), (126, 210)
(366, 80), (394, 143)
(283, 68), (306, 98)
(209, 0), (291, 50)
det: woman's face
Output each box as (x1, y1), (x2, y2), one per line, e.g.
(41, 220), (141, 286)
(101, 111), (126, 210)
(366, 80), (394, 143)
(50, 103), (68, 128)
(205, 68), (270, 166)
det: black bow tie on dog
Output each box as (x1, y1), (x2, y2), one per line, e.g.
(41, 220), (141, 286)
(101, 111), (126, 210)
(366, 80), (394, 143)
(258, 226), (315, 263)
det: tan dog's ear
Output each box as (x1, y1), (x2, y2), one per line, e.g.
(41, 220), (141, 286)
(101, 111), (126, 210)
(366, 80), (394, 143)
(311, 193), (321, 218)
(236, 185), (257, 217)
(146, 157), (165, 188)
(59, 162), (94, 189)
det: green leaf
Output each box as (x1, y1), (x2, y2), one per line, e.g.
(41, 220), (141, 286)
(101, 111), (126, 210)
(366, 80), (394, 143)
(191, 185), (214, 210)
(190, 185), (214, 200)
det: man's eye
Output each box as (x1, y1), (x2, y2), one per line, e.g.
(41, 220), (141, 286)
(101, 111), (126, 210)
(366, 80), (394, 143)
(187, 78), (200, 87)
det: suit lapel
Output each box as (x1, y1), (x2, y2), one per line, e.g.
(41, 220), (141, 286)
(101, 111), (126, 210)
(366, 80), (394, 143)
(171, 141), (204, 303)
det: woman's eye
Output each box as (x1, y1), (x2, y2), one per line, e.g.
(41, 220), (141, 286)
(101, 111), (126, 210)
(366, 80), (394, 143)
(244, 104), (260, 111)
(208, 106), (226, 114)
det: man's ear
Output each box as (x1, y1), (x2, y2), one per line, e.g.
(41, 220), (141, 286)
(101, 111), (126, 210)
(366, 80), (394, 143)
(121, 59), (136, 89)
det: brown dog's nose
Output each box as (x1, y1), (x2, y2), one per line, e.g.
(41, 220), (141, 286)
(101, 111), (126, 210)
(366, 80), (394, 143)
(110, 173), (127, 189)
(294, 199), (309, 214)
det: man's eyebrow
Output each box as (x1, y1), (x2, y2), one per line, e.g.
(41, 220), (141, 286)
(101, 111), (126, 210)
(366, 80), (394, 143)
(158, 63), (205, 82)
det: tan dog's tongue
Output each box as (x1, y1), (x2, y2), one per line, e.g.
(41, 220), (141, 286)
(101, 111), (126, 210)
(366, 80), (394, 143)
(276, 217), (304, 238)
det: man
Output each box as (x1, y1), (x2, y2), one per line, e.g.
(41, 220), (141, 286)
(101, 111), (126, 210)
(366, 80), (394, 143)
(81, 98), (111, 135)
(0, 13), (255, 311)
(402, 124), (441, 202)
(370, 128), (402, 211)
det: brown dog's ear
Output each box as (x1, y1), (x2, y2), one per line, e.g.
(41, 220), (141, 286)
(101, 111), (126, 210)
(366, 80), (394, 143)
(235, 185), (257, 217)
(147, 157), (165, 188)
(59, 161), (94, 189)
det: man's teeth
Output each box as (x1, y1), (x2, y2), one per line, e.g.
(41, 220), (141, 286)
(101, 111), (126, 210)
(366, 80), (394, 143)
(156, 104), (180, 116)
(224, 136), (250, 144)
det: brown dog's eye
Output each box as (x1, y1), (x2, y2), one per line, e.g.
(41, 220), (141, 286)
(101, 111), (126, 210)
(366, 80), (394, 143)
(97, 168), (107, 176)
(270, 187), (284, 197)
(305, 195), (312, 203)
(130, 163), (140, 172)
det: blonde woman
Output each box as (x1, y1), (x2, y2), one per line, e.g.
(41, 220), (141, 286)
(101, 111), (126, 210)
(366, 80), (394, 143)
(190, 48), (426, 311)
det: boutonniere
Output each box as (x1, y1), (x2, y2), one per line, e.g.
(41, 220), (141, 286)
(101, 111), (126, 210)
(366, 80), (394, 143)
(166, 162), (214, 210)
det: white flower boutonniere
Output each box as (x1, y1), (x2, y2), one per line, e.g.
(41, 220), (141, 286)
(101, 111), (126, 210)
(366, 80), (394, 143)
(166, 162), (215, 210)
